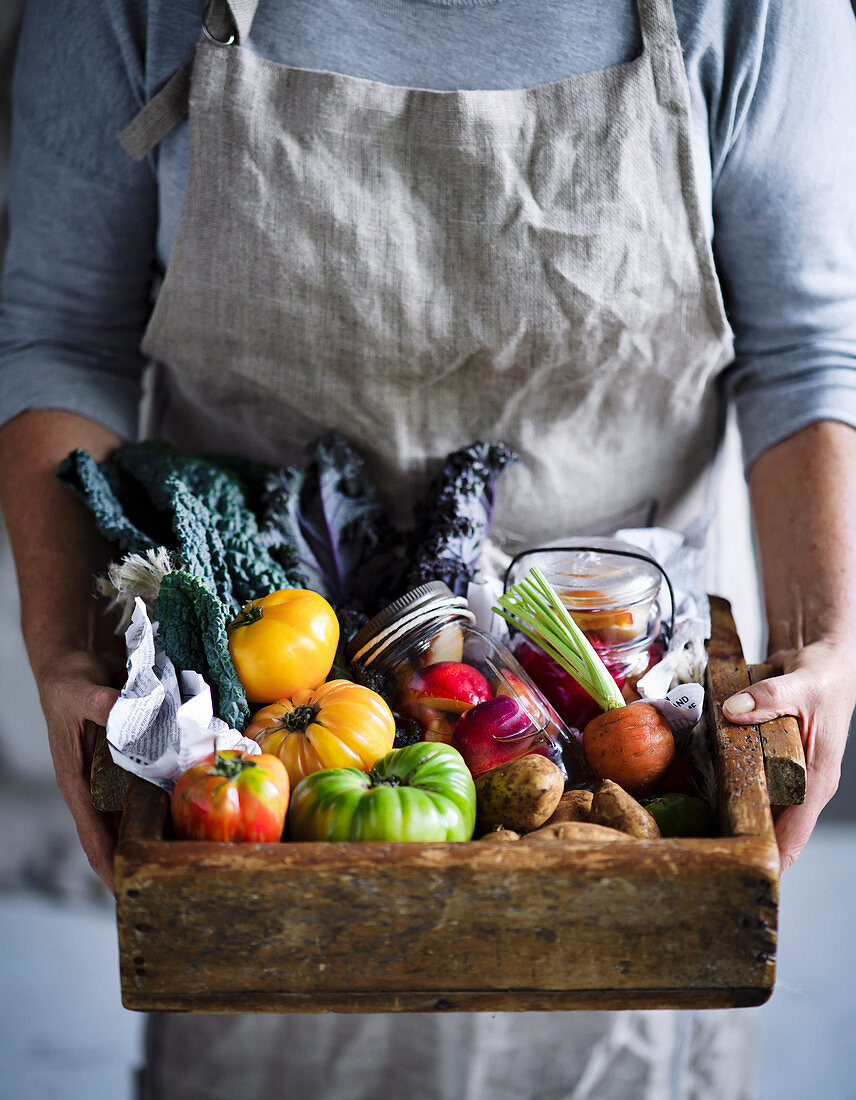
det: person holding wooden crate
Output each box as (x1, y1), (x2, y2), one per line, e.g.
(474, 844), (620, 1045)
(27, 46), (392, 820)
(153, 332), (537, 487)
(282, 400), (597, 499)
(1, 0), (855, 1096)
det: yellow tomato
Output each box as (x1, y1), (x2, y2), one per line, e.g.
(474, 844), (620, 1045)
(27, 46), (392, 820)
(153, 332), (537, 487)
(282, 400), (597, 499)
(227, 589), (339, 703)
(244, 679), (396, 786)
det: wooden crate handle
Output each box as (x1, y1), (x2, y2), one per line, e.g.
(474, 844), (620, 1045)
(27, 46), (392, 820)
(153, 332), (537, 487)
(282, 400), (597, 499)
(706, 597), (776, 841)
(90, 723), (130, 812)
(748, 663), (807, 806)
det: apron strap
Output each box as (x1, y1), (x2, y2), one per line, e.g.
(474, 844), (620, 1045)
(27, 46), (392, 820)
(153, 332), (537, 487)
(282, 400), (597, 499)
(635, 0), (681, 49)
(117, 57), (194, 161)
(116, 0), (261, 160)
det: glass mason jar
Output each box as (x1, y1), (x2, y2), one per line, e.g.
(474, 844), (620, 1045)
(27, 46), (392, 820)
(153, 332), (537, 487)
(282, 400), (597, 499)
(534, 539), (662, 645)
(505, 539), (669, 730)
(346, 582), (590, 782)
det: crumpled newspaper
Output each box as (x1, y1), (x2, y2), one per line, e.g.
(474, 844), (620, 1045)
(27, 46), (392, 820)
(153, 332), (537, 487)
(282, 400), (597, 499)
(645, 681), (705, 734)
(106, 598), (260, 791)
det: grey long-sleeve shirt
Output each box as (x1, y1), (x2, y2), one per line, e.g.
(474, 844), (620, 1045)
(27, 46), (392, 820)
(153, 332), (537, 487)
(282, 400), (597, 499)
(2, 0), (856, 470)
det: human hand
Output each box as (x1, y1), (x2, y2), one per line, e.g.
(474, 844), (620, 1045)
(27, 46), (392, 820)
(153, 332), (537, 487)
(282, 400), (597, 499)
(723, 638), (856, 871)
(33, 647), (121, 894)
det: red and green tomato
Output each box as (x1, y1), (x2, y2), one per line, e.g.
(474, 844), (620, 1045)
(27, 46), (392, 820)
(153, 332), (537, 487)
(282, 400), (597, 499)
(171, 749), (290, 842)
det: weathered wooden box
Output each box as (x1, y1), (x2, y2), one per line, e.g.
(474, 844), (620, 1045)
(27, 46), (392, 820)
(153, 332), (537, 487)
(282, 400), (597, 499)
(111, 597), (803, 1013)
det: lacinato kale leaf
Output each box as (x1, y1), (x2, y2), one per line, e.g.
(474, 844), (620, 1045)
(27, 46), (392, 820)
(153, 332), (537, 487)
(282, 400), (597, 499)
(260, 436), (404, 613)
(57, 450), (157, 557)
(153, 570), (249, 731)
(115, 443), (294, 610)
(404, 441), (518, 596)
(61, 442), (295, 614)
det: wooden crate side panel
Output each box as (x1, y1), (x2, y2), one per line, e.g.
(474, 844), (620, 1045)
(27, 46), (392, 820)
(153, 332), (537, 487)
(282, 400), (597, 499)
(120, 776), (170, 841)
(117, 837), (778, 1008)
(90, 725), (130, 813)
(706, 598), (776, 841)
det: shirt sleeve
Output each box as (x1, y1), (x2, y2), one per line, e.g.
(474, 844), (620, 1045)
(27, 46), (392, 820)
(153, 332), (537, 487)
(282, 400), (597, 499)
(0, 0), (155, 441)
(710, 0), (856, 470)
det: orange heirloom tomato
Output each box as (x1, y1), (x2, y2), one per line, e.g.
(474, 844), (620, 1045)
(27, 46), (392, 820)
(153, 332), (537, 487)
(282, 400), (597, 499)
(245, 679), (395, 787)
(227, 588), (339, 703)
(170, 749), (290, 842)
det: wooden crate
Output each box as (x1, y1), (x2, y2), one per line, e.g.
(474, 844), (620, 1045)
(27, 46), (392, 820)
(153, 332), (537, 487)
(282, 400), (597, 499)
(111, 597), (804, 1013)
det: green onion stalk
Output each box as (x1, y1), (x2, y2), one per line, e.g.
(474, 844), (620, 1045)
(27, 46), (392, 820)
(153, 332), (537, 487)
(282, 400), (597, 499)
(493, 566), (624, 713)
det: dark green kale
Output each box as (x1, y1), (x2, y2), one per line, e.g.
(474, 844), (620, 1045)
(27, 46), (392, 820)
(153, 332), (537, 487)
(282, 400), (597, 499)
(259, 436), (404, 614)
(61, 442), (296, 613)
(153, 570), (249, 731)
(404, 442), (518, 596)
(347, 661), (394, 707)
(59, 442), (294, 726)
(57, 450), (157, 557)
(115, 443), (295, 610)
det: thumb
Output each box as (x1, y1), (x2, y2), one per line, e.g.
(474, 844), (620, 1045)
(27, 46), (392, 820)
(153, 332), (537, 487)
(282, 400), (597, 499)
(82, 683), (121, 728)
(722, 667), (815, 725)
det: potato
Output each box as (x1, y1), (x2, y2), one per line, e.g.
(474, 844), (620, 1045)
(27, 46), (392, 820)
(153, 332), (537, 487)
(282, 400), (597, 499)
(523, 821), (634, 843)
(589, 780), (661, 839)
(478, 827), (521, 843)
(475, 756), (564, 834)
(546, 789), (593, 825)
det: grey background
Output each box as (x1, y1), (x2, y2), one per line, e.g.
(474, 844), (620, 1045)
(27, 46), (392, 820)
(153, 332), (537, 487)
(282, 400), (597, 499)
(0, 5), (854, 1098)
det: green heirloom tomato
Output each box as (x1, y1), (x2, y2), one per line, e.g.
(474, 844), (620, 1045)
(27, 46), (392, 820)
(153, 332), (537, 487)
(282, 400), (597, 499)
(288, 742), (476, 842)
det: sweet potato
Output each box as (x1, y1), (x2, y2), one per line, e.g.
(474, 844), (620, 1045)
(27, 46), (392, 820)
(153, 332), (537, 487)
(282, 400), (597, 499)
(589, 780), (661, 839)
(475, 755), (564, 834)
(546, 789), (594, 825)
(523, 821), (634, 843)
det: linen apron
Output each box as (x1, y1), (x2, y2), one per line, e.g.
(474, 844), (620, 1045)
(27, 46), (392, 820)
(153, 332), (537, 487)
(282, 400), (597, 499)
(123, 0), (733, 546)
(123, 1), (752, 1097)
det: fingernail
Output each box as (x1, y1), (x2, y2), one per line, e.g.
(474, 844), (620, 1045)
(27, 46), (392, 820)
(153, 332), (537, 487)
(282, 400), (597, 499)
(723, 692), (755, 718)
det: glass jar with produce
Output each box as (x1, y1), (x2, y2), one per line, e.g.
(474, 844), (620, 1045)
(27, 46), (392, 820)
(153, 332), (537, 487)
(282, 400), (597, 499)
(346, 582), (589, 782)
(504, 540), (670, 730)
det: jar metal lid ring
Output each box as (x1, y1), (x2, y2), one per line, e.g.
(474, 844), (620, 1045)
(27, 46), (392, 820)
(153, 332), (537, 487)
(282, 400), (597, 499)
(350, 599), (475, 667)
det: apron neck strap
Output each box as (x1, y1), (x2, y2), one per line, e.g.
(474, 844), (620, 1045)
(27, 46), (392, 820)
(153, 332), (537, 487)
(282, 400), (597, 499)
(635, 0), (681, 51)
(118, 0), (260, 160)
(204, 0), (261, 47)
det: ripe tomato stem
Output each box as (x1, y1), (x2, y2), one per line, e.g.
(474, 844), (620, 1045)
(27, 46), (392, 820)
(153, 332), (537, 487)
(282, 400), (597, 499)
(282, 703), (320, 732)
(226, 602), (264, 635)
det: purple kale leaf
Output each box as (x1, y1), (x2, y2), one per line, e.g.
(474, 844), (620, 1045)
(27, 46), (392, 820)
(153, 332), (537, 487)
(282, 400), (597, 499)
(258, 436), (405, 614)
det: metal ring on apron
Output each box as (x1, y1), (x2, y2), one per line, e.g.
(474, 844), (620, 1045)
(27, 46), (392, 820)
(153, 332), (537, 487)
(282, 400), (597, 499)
(202, 1), (236, 46)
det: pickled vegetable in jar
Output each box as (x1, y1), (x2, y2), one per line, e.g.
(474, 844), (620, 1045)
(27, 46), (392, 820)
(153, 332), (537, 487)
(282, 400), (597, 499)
(345, 582), (590, 782)
(505, 540), (668, 729)
(514, 632), (666, 732)
(539, 540), (662, 646)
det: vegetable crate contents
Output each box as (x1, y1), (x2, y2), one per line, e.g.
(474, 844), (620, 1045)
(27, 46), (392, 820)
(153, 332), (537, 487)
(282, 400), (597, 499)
(112, 598), (787, 1014)
(72, 440), (801, 1013)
